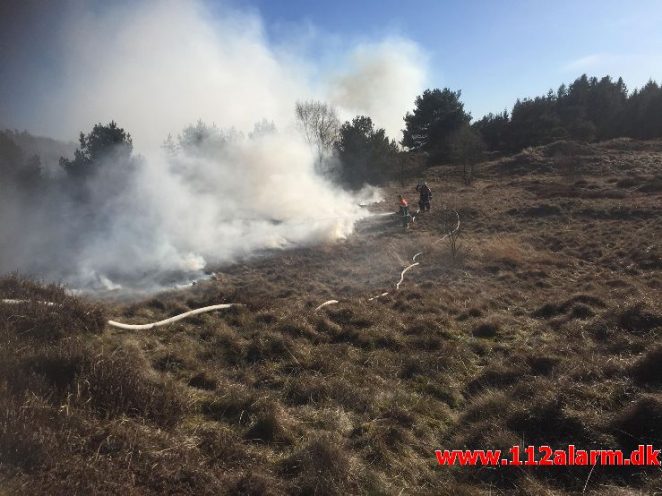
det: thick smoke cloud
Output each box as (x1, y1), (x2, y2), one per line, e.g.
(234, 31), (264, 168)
(48, 0), (304, 149)
(1, 0), (427, 292)
(329, 39), (427, 140)
(40, 0), (427, 150)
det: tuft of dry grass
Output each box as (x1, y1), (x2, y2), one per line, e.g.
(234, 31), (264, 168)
(629, 345), (662, 385)
(282, 437), (354, 496)
(472, 320), (500, 338)
(477, 235), (557, 268)
(612, 395), (662, 451)
(0, 273), (106, 342)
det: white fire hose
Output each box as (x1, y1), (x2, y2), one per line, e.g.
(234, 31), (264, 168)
(1, 298), (241, 330)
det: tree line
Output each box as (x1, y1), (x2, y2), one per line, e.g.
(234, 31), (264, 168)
(2, 73), (661, 194)
(299, 74), (662, 188)
(473, 75), (662, 153)
(402, 75), (662, 164)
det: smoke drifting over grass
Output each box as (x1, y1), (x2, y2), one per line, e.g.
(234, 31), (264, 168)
(1, 0), (427, 292)
(1, 124), (379, 292)
(93, 128), (371, 291)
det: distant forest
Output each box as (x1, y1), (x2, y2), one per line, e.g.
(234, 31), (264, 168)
(473, 74), (662, 152)
(401, 74), (662, 169)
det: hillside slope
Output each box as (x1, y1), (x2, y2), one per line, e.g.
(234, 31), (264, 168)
(1, 139), (661, 495)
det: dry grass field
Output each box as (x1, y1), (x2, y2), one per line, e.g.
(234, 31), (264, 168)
(1, 138), (660, 495)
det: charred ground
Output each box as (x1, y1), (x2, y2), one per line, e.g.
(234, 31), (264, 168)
(1, 138), (661, 495)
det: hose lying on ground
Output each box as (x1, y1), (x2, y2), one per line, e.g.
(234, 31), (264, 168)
(1, 298), (57, 306)
(314, 300), (339, 311)
(367, 292), (389, 302)
(106, 304), (240, 330)
(1, 299), (240, 330)
(395, 262), (420, 290)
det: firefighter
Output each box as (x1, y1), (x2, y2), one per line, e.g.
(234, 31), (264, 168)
(416, 182), (432, 212)
(398, 194), (411, 230)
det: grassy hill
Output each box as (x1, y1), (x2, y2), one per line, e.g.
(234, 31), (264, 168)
(1, 139), (660, 495)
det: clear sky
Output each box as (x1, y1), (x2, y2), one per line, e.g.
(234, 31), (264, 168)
(1, 0), (661, 137)
(244, 0), (662, 118)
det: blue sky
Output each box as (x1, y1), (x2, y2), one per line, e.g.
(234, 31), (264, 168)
(243, 0), (662, 118)
(1, 0), (661, 136)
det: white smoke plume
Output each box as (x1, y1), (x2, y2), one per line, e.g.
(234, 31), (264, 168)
(1, 0), (427, 292)
(328, 38), (428, 140)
